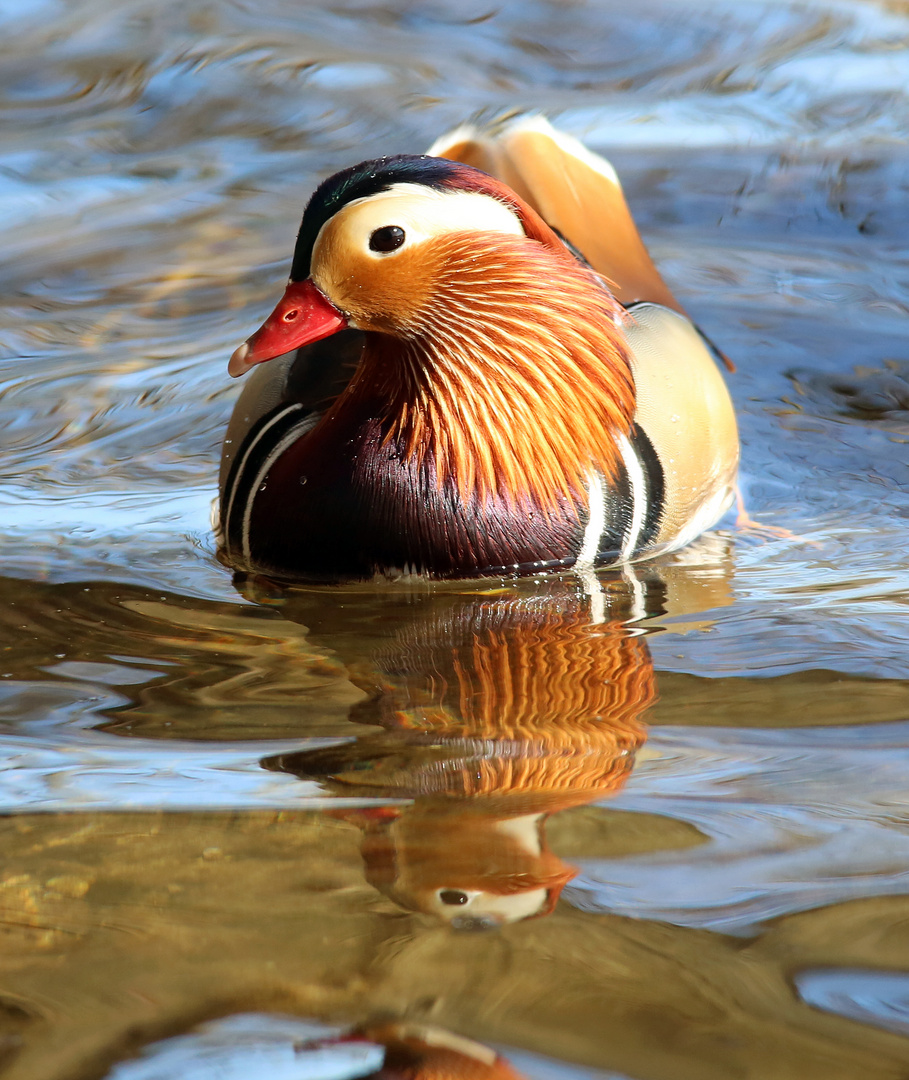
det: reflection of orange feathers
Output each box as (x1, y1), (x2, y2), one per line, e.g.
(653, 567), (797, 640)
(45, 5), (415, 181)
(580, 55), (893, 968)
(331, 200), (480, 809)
(452, 621), (653, 737)
(378, 614), (653, 802)
(268, 601), (655, 924)
(351, 1023), (526, 1080)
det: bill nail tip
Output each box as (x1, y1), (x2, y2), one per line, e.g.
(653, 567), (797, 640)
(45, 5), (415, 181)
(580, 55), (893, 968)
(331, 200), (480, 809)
(228, 342), (251, 378)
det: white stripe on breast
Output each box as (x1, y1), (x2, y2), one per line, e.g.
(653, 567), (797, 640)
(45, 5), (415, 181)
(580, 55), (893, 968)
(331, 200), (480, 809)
(574, 470), (607, 572)
(617, 433), (646, 560)
(223, 403), (304, 547)
(239, 411), (320, 563)
(575, 433), (647, 573)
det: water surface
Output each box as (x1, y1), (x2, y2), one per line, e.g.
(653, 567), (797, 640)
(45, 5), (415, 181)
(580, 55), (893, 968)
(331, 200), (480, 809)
(2, 1), (909, 1077)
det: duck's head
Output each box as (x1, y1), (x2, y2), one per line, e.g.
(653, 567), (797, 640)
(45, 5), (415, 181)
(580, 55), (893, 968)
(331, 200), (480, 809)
(229, 154), (582, 375)
(229, 155), (635, 507)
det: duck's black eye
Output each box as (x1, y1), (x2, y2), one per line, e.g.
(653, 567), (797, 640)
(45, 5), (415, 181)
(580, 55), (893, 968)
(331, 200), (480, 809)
(369, 225), (406, 253)
(439, 889), (469, 906)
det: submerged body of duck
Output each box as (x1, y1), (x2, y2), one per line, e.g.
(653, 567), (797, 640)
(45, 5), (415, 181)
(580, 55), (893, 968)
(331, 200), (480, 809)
(219, 118), (738, 580)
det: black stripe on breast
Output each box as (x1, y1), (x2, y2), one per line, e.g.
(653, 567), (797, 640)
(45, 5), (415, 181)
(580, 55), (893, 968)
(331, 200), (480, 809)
(628, 424), (665, 548)
(221, 331), (366, 558)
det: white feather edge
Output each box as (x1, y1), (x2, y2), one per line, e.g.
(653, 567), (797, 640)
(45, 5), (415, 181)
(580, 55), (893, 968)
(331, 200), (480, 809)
(427, 115), (621, 189)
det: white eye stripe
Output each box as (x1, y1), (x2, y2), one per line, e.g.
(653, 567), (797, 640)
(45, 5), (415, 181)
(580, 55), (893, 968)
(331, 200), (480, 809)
(312, 183), (525, 268)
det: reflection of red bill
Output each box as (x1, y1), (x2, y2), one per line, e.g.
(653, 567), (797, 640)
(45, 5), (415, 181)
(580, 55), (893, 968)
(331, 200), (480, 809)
(338, 1022), (529, 1080)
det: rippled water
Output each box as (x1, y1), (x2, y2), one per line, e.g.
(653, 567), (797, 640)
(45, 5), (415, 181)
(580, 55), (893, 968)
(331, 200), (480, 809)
(3, 0), (909, 1077)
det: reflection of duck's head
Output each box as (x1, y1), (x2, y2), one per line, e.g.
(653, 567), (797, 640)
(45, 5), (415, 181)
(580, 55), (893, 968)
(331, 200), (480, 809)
(357, 805), (575, 929)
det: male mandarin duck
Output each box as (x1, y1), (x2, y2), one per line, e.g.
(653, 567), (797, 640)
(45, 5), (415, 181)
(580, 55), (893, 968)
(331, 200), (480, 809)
(219, 117), (738, 580)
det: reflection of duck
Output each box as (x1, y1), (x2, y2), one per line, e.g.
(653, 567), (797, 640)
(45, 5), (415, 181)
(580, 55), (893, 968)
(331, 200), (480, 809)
(219, 117), (738, 581)
(314, 1023), (526, 1080)
(267, 597), (654, 928)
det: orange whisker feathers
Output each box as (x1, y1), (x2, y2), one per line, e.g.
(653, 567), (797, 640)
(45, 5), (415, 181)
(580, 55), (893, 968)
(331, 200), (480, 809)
(366, 233), (635, 510)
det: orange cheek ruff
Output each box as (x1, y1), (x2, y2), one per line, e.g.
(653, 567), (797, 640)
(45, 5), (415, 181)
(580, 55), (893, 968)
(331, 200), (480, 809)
(325, 232), (636, 513)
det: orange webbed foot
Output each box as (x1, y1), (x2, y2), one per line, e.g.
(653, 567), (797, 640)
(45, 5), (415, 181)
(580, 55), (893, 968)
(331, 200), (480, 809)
(733, 488), (818, 546)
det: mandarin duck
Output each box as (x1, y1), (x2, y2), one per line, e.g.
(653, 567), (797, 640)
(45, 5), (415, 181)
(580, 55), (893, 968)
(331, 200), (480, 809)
(219, 117), (738, 580)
